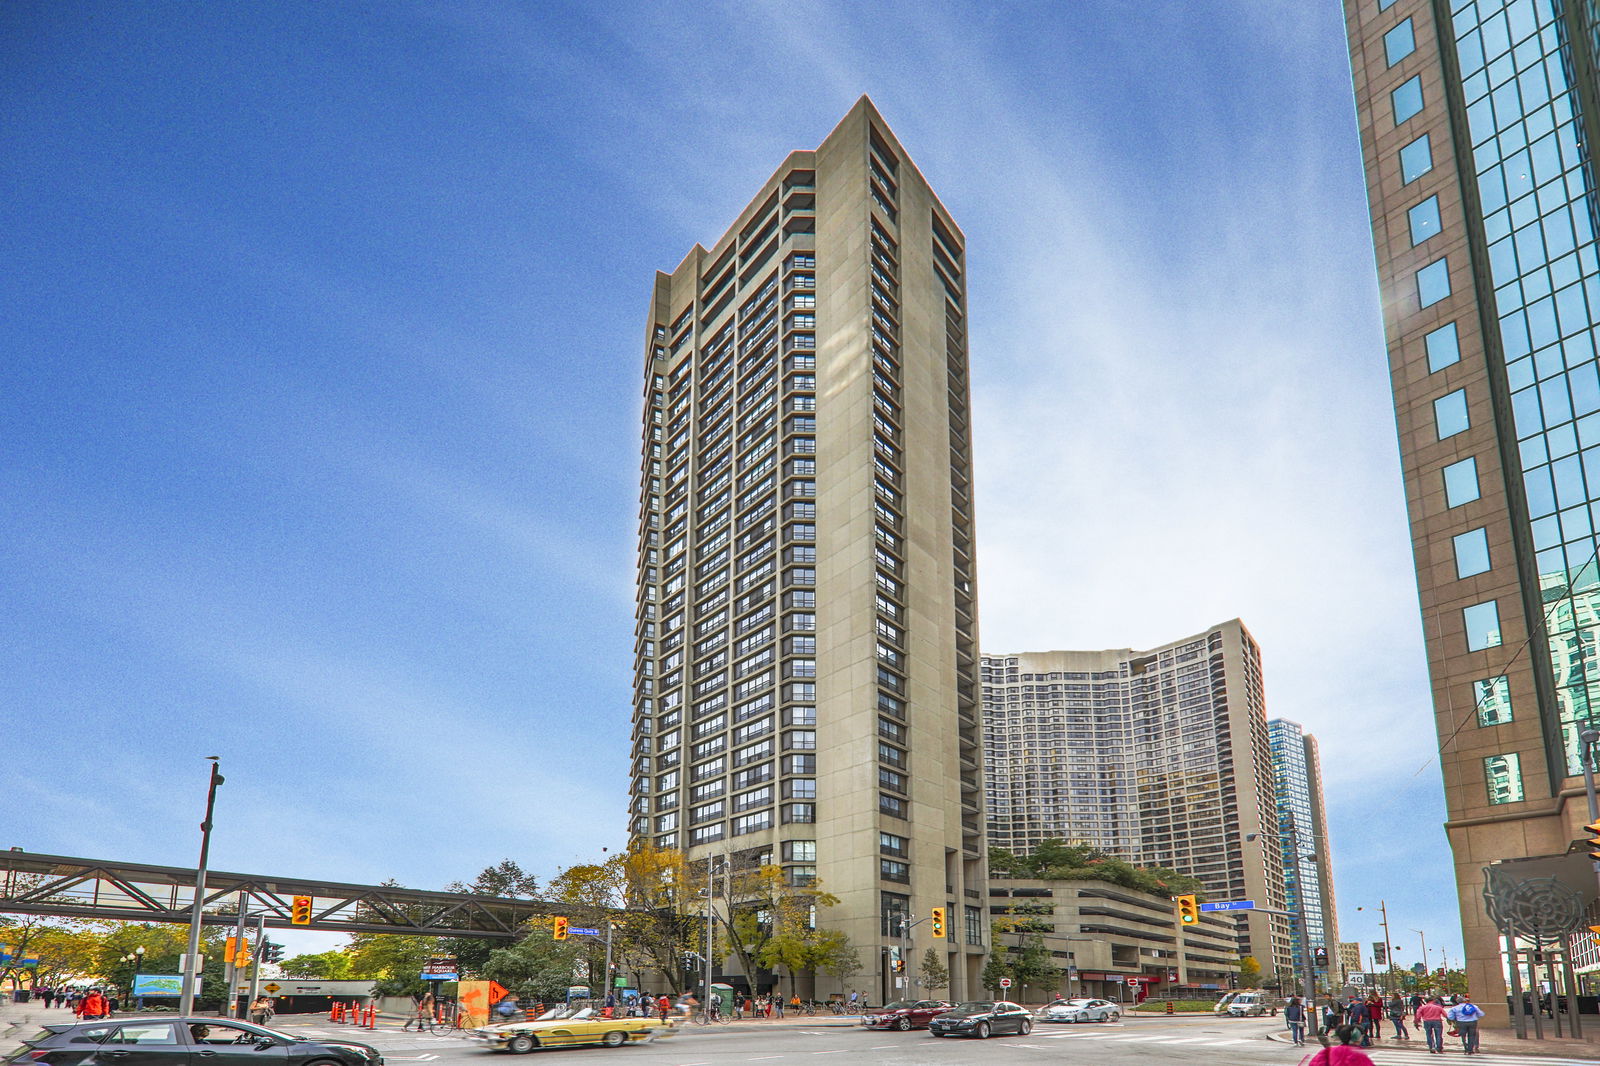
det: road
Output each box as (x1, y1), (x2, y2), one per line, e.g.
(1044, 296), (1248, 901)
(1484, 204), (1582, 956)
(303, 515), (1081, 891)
(269, 1015), (1600, 1066)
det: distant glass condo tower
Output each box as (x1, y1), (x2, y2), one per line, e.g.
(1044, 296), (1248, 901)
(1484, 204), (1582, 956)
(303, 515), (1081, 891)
(628, 97), (987, 1000)
(1266, 719), (1339, 991)
(1342, 0), (1600, 1018)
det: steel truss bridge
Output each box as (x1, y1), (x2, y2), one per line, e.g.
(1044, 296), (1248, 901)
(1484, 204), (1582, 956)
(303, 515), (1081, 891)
(0, 850), (555, 938)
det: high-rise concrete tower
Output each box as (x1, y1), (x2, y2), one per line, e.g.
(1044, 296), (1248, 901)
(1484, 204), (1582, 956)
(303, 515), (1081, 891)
(629, 97), (987, 999)
(980, 621), (1295, 981)
(1342, 0), (1600, 1017)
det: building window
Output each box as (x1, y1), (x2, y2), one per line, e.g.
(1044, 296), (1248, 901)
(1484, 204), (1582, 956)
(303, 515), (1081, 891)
(1408, 196), (1442, 245)
(782, 802), (815, 824)
(1474, 675), (1514, 727)
(1424, 321), (1459, 372)
(1400, 134), (1433, 184)
(783, 840), (817, 862)
(1453, 527), (1491, 578)
(1392, 76), (1424, 124)
(1484, 752), (1524, 804)
(1443, 457), (1480, 507)
(879, 793), (907, 818)
(880, 859), (910, 883)
(1383, 18), (1415, 66)
(1435, 389), (1469, 439)
(964, 905), (984, 946)
(881, 891), (911, 937)
(880, 832), (908, 857)
(1416, 258), (1451, 307)
(1463, 600), (1502, 651)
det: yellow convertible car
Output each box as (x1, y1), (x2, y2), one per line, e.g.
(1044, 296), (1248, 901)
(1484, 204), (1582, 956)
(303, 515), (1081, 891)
(469, 1007), (677, 1053)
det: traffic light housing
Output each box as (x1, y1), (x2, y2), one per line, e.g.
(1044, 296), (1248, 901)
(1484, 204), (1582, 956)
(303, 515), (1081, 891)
(1313, 946), (1329, 968)
(1586, 820), (1600, 861)
(930, 908), (946, 939)
(261, 941), (284, 964)
(553, 916), (569, 940)
(224, 937), (238, 963)
(290, 896), (313, 925)
(1176, 895), (1198, 925)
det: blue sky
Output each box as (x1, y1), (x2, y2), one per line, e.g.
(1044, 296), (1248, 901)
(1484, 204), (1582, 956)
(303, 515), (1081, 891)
(4, 0), (1456, 971)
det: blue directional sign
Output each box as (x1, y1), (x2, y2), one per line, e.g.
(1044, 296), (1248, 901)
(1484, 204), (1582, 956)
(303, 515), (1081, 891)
(1199, 900), (1255, 912)
(568, 926), (601, 936)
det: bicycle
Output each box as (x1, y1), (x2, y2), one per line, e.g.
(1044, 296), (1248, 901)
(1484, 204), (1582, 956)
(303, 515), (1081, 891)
(696, 1005), (731, 1025)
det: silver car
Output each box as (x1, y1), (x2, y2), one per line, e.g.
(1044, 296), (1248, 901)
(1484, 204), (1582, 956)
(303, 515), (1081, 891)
(1036, 998), (1121, 1023)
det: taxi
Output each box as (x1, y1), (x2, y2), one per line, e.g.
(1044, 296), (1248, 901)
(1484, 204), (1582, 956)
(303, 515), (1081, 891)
(468, 1007), (675, 1053)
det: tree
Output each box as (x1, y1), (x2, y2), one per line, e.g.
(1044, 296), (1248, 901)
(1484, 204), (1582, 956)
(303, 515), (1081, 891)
(446, 859), (541, 899)
(1239, 955), (1262, 986)
(280, 951), (353, 979)
(980, 952), (1011, 996)
(722, 864), (842, 994)
(615, 845), (697, 994)
(919, 948), (949, 995)
(483, 922), (584, 1000)
(345, 933), (445, 997)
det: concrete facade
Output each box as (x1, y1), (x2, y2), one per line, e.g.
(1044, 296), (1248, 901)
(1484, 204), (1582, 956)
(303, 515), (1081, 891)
(629, 97), (986, 1001)
(1342, 0), (1600, 1023)
(988, 877), (1240, 999)
(981, 622), (1294, 982)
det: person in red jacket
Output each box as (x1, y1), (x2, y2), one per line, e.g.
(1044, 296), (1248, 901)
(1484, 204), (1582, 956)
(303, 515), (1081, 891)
(76, 989), (110, 1021)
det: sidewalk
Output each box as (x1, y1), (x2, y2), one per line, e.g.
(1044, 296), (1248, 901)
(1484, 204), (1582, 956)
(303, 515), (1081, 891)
(1266, 1027), (1600, 1060)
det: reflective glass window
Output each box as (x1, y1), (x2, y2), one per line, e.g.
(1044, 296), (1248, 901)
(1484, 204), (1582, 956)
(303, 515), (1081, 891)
(1384, 19), (1416, 66)
(1435, 389), (1470, 439)
(1377, 0), (1397, 9)
(1474, 675), (1514, 727)
(1426, 322), (1461, 371)
(1444, 457), (1480, 507)
(1484, 752), (1524, 804)
(1463, 600), (1503, 651)
(1409, 196), (1443, 244)
(1453, 527), (1491, 577)
(1400, 134), (1433, 184)
(1392, 76), (1425, 124)
(1417, 258), (1451, 307)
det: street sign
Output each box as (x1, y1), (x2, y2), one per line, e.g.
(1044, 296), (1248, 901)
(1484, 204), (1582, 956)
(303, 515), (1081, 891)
(569, 926), (601, 936)
(998, 978), (1012, 989)
(264, 983), (281, 994)
(1198, 900), (1255, 912)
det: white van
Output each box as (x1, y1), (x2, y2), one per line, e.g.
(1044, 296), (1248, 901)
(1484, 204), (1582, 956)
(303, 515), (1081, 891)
(1227, 992), (1276, 1017)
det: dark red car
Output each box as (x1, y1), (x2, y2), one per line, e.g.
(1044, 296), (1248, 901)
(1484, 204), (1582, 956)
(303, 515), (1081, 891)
(861, 1000), (953, 1031)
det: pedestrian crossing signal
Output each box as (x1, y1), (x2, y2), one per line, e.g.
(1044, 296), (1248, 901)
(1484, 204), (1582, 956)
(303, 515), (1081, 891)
(290, 896), (313, 925)
(1176, 895), (1198, 925)
(930, 908), (946, 939)
(553, 916), (569, 940)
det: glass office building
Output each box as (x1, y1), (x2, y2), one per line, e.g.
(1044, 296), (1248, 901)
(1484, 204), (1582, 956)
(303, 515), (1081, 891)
(1343, 0), (1600, 1017)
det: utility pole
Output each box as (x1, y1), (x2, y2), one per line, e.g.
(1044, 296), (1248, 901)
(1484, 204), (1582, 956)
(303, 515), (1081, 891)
(704, 856), (725, 1013)
(1412, 928), (1429, 982)
(180, 758), (224, 1017)
(224, 891), (249, 1018)
(246, 912), (265, 1013)
(1379, 902), (1395, 994)
(603, 921), (615, 1006)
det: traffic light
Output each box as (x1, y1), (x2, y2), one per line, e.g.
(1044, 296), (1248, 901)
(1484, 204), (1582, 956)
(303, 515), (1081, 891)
(261, 941), (284, 964)
(930, 908), (946, 939)
(1586, 820), (1600, 861)
(553, 916), (569, 941)
(1313, 946), (1329, 969)
(1176, 895), (1198, 925)
(290, 895), (313, 925)
(224, 937), (238, 963)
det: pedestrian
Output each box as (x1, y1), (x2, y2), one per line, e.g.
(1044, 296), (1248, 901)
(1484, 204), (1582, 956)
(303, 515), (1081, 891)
(1285, 996), (1308, 1046)
(848, 989), (858, 1012)
(1367, 993), (1385, 1040)
(1447, 993), (1485, 1055)
(76, 988), (110, 1021)
(656, 994), (671, 1021)
(1307, 1025), (1377, 1065)
(1346, 998), (1369, 1047)
(1387, 994), (1409, 1040)
(774, 994), (785, 1019)
(1323, 999), (1342, 1032)
(1416, 995), (1448, 1054)
(40, 988), (53, 1009)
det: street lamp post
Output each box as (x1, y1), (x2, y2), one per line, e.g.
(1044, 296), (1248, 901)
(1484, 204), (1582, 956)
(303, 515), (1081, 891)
(180, 758), (224, 1017)
(1356, 902), (1396, 994)
(1411, 929), (1429, 984)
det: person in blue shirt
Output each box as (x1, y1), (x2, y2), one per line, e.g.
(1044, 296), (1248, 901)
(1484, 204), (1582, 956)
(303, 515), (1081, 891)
(1446, 994), (1485, 1055)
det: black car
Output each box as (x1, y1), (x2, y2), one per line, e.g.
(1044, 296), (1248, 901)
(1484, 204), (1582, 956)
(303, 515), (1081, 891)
(6, 1017), (383, 1066)
(927, 1001), (1033, 1038)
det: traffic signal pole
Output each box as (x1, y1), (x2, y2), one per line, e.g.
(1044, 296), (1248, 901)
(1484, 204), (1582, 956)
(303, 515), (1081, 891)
(246, 912), (265, 1015)
(180, 758), (224, 1017)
